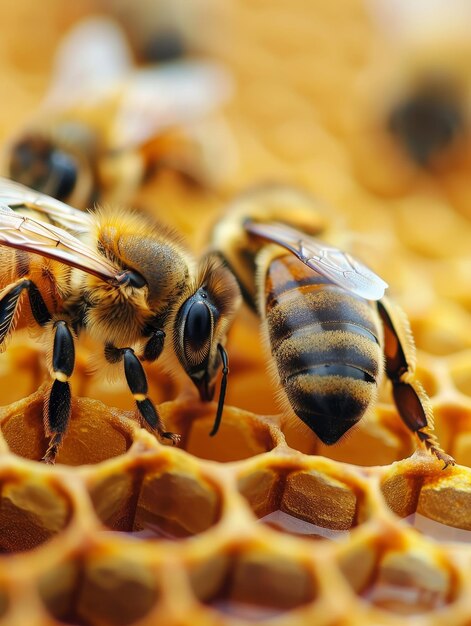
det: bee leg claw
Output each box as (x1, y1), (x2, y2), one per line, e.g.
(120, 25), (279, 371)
(426, 437), (456, 469)
(446, 456), (456, 467)
(41, 449), (57, 464)
(162, 431), (181, 445)
(41, 435), (62, 464)
(417, 428), (455, 469)
(437, 451), (456, 470)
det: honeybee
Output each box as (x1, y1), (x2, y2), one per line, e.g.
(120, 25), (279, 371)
(0, 177), (241, 462)
(211, 186), (454, 466)
(5, 17), (235, 209)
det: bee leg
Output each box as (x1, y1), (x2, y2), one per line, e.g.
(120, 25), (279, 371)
(141, 329), (165, 362)
(104, 343), (180, 445)
(0, 278), (51, 348)
(42, 321), (75, 464)
(377, 299), (455, 468)
(0, 279), (71, 463)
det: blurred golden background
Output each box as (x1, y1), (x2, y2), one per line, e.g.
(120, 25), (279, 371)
(1, 1), (471, 624)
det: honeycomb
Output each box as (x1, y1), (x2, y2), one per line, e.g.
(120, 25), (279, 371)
(1, 1), (471, 625)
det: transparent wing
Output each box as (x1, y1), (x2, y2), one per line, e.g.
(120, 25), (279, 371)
(111, 61), (234, 150)
(0, 178), (92, 234)
(42, 16), (133, 111)
(0, 180), (120, 282)
(245, 220), (388, 300)
(39, 16), (232, 152)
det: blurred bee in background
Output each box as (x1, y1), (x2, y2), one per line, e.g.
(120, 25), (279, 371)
(4, 16), (236, 211)
(210, 185), (454, 466)
(368, 0), (471, 169)
(0, 178), (240, 462)
(389, 76), (465, 167)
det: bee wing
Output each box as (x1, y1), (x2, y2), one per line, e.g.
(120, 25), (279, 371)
(245, 221), (388, 300)
(42, 16), (133, 111)
(111, 61), (234, 150)
(40, 16), (232, 150)
(0, 178), (92, 234)
(0, 183), (120, 282)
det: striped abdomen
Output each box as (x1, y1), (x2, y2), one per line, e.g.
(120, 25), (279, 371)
(264, 254), (383, 444)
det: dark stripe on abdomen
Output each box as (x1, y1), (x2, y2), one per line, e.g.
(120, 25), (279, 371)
(286, 364), (376, 384)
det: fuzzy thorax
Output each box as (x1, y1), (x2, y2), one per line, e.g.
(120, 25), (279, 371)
(80, 276), (152, 346)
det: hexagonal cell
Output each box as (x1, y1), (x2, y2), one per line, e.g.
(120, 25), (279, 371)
(361, 549), (456, 615)
(0, 471), (73, 553)
(188, 547), (317, 620)
(338, 536), (457, 616)
(0, 388), (135, 465)
(238, 463), (369, 541)
(161, 400), (279, 463)
(382, 466), (471, 543)
(88, 457), (223, 540)
(39, 551), (159, 626)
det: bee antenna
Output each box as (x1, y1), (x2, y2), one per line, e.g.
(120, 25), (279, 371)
(209, 344), (229, 437)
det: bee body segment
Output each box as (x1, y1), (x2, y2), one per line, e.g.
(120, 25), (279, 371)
(262, 253), (383, 444)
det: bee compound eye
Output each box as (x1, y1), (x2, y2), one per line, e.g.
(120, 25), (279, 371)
(185, 301), (212, 354)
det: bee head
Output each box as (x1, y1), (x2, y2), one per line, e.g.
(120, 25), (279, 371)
(173, 257), (241, 406)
